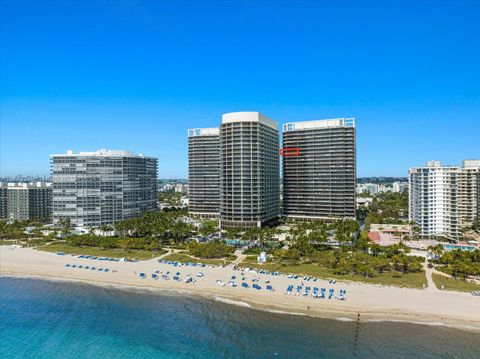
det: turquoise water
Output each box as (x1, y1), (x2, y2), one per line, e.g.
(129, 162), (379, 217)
(1, 277), (479, 359)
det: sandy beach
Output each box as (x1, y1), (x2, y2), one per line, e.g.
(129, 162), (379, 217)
(1, 245), (479, 331)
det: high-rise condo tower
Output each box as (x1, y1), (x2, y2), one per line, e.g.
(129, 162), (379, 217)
(219, 112), (280, 229)
(0, 182), (52, 220)
(282, 118), (356, 221)
(408, 160), (480, 240)
(51, 149), (157, 229)
(188, 128), (220, 218)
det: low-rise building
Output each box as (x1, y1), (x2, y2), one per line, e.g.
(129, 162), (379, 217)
(368, 223), (411, 242)
(356, 197), (373, 208)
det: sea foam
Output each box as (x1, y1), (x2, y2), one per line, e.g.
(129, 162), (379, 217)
(214, 296), (251, 308)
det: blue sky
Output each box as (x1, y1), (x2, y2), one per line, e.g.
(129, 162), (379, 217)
(1, 0), (479, 178)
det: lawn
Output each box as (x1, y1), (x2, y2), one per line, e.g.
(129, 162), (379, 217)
(162, 252), (235, 266)
(432, 273), (480, 292)
(239, 260), (428, 289)
(38, 242), (165, 261)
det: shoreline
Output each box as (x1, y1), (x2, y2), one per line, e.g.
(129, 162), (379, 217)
(1, 246), (480, 333)
(3, 271), (480, 333)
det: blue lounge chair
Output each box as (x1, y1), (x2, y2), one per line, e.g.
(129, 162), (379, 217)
(320, 288), (326, 299)
(241, 282), (249, 288)
(328, 288), (334, 299)
(139, 273), (146, 279)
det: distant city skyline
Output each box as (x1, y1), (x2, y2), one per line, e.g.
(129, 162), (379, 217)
(1, 1), (479, 178)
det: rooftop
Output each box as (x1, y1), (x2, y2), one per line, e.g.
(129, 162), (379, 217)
(409, 159), (480, 170)
(188, 127), (220, 137)
(50, 149), (155, 159)
(283, 118), (355, 132)
(0, 182), (52, 189)
(221, 112), (278, 130)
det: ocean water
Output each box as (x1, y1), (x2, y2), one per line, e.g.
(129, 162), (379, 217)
(0, 277), (479, 359)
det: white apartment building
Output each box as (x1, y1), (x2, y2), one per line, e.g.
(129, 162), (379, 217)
(174, 183), (188, 193)
(356, 182), (407, 195)
(409, 160), (480, 240)
(392, 182), (408, 193)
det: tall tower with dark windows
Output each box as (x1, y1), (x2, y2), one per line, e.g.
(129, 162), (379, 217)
(188, 128), (220, 218)
(282, 118), (356, 221)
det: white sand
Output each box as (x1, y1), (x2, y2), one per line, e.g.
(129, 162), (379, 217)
(1, 246), (479, 331)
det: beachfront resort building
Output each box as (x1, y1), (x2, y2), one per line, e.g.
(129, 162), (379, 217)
(408, 160), (480, 240)
(282, 118), (356, 221)
(188, 112), (280, 229)
(220, 112), (280, 229)
(51, 149), (157, 229)
(188, 127), (220, 218)
(0, 182), (52, 220)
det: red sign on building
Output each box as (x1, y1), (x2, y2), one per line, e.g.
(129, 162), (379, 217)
(280, 147), (301, 157)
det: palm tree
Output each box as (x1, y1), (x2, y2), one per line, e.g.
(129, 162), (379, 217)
(199, 220), (217, 237)
(427, 244), (444, 259)
(99, 224), (112, 236)
(59, 218), (72, 237)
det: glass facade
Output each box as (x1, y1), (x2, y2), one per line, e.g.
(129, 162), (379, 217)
(51, 151), (157, 228)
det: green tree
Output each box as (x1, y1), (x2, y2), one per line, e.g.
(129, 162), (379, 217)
(59, 218), (72, 236)
(199, 220), (218, 237)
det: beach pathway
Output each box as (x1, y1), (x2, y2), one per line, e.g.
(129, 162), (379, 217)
(231, 249), (247, 267)
(424, 262), (439, 292)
